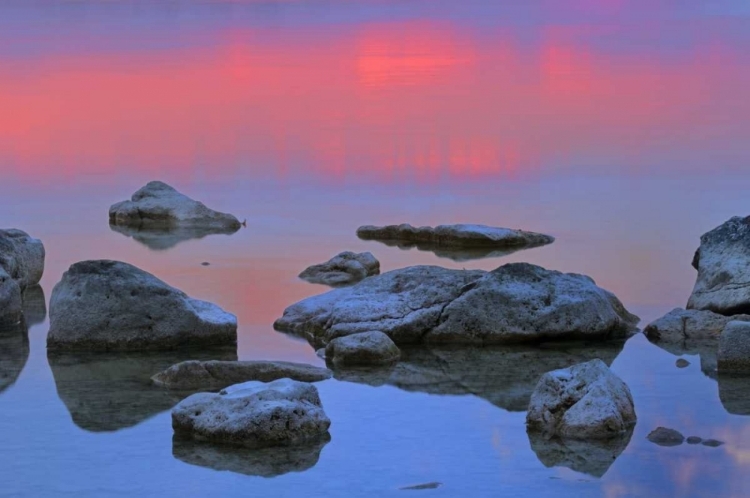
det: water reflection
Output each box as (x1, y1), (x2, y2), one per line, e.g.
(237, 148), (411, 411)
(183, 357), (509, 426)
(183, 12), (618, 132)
(718, 374), (750, 416)
(528, 429), (633, 478)
(48, 348), (237, 432)
(109, 223), (240, 251)
(357, 238), (551, 262)
(0, 286), (46, 395)
(172, 435), (330, 478)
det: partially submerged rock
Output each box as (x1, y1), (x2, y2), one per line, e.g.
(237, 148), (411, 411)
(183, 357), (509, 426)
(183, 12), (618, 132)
(324, 331), (401, 366)
(688, 216), (750, 314)
(526, 359), (636, 439)
(718, 321), (750, 373)
(357, 223), (554, 249)
(676, 359), (690, 368)
(109, 181), (241, 230)
(528, 429), (633, 478)
(110, 224), (239, 251)
(152, 360), (332, 390)
(172, 379), (331, 448)
(299, 251), (380, 287)
(0, 286), (45, 394)
(47, 260), (237, 351)
(0, 229), (45, 324)
(646, 427), (685, 447)
(686, 436), (703, 445)
(275, 262), (639, 348)
(644, 308), (750, 343)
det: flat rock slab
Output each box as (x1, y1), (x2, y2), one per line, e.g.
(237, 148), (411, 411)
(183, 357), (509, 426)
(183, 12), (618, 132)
(718, 321), (750, 373)
(357, 223), (554, 248)
(275, 262), (639, 348)
(152, 360), (332, 390)
(526, 359), (637, 440)
(109, 181), (241, 230)
(324, 331), (401, 366)
(172, 378), (331, 448)
(47, 260), (237, 351)
(299, 251), (380, 287)
(647, 427), (685, 447)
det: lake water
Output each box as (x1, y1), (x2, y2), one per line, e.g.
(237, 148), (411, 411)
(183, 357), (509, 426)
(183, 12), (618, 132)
(2, 1), (750, 496)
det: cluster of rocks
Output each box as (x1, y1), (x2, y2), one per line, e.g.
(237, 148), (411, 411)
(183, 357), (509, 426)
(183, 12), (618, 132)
(646, 427), (724, 448)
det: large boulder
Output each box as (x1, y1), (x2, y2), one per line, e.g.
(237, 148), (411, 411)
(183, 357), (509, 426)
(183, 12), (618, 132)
(109, 181), (241, 230)
(275, 263), (639, 348)
(0, 229), (45, 324)
(357, 223), (554, 248)
(299, 251), (379, 287)
(718, 321), (750, 373)
(47, 260), (237, 351)
(324, 331), (401, 366)
(526, 359), (636, 439)
(688, 216), (750, 314)
(172, 379), (331, 448)
(152, 360), (332, 390)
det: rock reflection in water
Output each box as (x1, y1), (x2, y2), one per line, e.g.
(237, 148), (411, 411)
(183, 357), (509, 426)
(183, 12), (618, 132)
(718, 373), (750, 415)
(357, 238), (551, 262)
(172, 434), (330, 478)
(109, 223), (240, 251)
(646, 337), (719, 379)
(48, 348), (237, 432)
(330, 341), (627, 412)
(0, 286), (46, 394)
(528, 429), (633, 478)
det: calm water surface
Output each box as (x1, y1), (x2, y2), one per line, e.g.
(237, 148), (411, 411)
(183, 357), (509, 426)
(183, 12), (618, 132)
(2, 1), (750, 496)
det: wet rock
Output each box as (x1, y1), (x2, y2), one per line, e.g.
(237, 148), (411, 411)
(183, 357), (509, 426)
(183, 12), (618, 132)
(400, 482), (443, 490)
(21, 285), (47, 328)
(47, 260), (237, 351)
(172, 435), (329, 478)
(275, 262), (639, 348)
(686, 436), (703, 445)
(109, 181), (241, 230)
(172, 379), (331, 448)
(676, 359), (690, 368)
(357, 223), (554, 249)
(299, 251), (380, 287)
(152, 360), (332, 390)
(110, 224), (239, 251)
(528, 429), (633, 478)
(324, 331), (401, 366)
(526, 359), (636, 439)
(702, 439), (724, 447)
(0, 229), (45, 324)
(0, 287), (46, 394)
(48, 348), (237, 432)
(644, 308), (750, 343)
(718, 321), (750, 373)
(646, 427), (685, 447)
(718, 373), (750, 415)
(688, 216), (750, 314)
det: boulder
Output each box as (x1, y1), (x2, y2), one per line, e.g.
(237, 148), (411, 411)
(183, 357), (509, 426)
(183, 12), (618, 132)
(299, 251), (380, 287)
(109, 181), (241, 230)
(526, 359), (636, 439)
(324, 331), (401, 366)
(152, 360), (332, 390)
(646, 427), (684, 447)
(0, 229), (45, 324)
(0, 286), (45, 394)
(110, 224), (239, 251)
(0, 269), (22, 326)
(644, 308), (750, 343)
(528, 429), (633, 478)
(47, 260), (237, 351)
(172, 379), (331, 448)
(688, 216), (750, 314)
(357, 223), (554, 249)
(718, 321), (750, 373)
(275, 263), (639, 348)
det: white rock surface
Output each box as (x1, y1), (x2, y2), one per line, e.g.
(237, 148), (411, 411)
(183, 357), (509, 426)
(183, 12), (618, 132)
(324, 331), (401, 366)
(299, 251), (380, 287)
(718, 321), (750, 373)
(357, 223), (554, 248)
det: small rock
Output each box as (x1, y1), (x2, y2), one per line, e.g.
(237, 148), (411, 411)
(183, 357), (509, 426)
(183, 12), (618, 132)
(647, 427), (685, 447)
(718, 321), (750, 373)
(686, 436), (703, 445)
(299, 251), (380, 287)
(400, 482), (442, 490)
(676, 359), (690, 368)
(325, 331), (401, 367)
(702, 439), (724, 447)
(0, 229), (45, 324)
(201, 262), (210, 266)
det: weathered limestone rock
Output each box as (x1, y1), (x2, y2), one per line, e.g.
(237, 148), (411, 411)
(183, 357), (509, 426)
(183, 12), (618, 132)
(299, 251), (380, 287)
(324, 331), (401, 366)
(47, 260), (237, 351)
(718, 321), (750, 373)
(357, 223), (554, 248)
(526, 360), (637, 439)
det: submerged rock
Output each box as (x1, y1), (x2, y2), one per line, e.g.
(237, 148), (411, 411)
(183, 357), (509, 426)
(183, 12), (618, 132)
(110, 224), (239, 251)
(109, 181), (241, 230)
(152, 360), (332, 390)
(528, 429), (633, 478)
(357, 223), (554, 249)
(47, 260), (237, 351)
(647, 427), (685, 447)
(526, 360), (636, 440)
(275, 262), (639, 348)
(173, 435), (330, 478)
(299, 251), (380, 287)
(718, 321), (750, 373)
(644, 308), (750, 343)
(688, 216), (750, 314)
(0, 229), (45, 324)
(172, 379), (331, 448)
(324, 331), (401, 366)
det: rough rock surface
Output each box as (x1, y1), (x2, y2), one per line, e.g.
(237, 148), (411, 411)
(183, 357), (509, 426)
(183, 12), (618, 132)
(152, 360), (332, 390)
(324, 331), (401, 366)
(646, 427), (685, 447)
(688, 216), (750, 314)
(47, 260), (237, 351)
(275, 263), (639, 348)
(526, 359), (637, 439)
(109, 181), (241, 230)
(357, 223), (554, 248)
(299, 252), (380, 287)
(718, 321), (750, 373)
(0, 229), (45, 324)
(110, 224), (239, 251)
(644, 308), (750, 343)
(172, 379), (331, 448)
(528, 429), (633, 478)
(0, 269), (22, 325)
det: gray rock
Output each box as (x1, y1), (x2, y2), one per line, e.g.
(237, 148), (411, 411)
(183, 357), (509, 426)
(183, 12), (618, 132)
(718, 373), (750, 415)
(399, 482), (442, 490)
(0, 286), (46, 394)
(644, 308), (750, 343)
(172, 435), (329, 478)
(526, 359), (636, 439)
(647, 427), (685, 447)
(152, 360), (332, 390)
(0, 268), (22, 326)
(718, 321), (750, 373)
(702, 439), (724, 447)
(109, 181), (241, 230)
(110, 223), (239, 251)
(528, 429), (633, 478)
(299, 251), (380, 287)
(0, 229), (45, 324)
(47, 260), (237, 351)
(172, 379), (331, 448)
(676, 359), (690, 368)
(275, 263), (638, 348)
(688, 216), (750, 314)
(325, 331), (401, 366)
(686, 436), (703, 444)
(357, 223), (554, 249)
